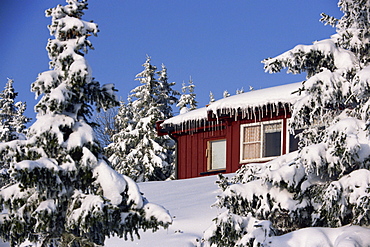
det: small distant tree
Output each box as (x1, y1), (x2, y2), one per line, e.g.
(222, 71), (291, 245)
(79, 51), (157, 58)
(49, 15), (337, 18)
(108, 56), (178, 182)
(0, 1), (171, 246)
(0, 78), (30, 187)
(223, 90), (230, 98)
(201, 0), (370, 246)
(177, 77), (197, 114)
(236, 87), (244, 94)
(209, 91), (215, 104)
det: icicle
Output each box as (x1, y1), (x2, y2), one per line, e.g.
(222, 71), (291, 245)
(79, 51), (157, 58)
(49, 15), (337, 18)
(269, 104), (273, 118)
(263, 104), (267, 117)
(275, 102), (279, 116)
(283, 103), (287, 118)
(260, 106), (262, 121)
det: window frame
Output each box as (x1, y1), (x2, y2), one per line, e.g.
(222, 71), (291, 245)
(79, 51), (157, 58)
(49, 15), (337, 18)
(240, 119), (283, 163)
(206, 138), (227, 171)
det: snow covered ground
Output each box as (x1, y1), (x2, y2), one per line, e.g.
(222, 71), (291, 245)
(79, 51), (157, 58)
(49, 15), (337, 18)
(109, 174), (370, 247)
(1, 173), (370, 246)
(106, 174), (225, 246)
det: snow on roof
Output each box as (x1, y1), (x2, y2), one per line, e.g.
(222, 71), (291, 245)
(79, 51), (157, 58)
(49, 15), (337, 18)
(162, 82), (302, 128)
(207, 82), (302, 115)
(162, 107), (208, 126)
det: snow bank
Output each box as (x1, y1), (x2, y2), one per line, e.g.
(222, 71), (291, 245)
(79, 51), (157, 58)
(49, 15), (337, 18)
(268, 225), (370, 247)
(106, 175), (226, 246)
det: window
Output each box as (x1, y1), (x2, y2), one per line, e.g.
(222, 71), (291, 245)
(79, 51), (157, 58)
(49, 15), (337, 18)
(287, 119), (304, 153)
(240, 120), (282, 162)
(288, 129), (303, 153)
(207, 139), (226, 170)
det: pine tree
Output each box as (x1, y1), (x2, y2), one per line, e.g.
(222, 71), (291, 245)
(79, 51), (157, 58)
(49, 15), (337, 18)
(176, 77), (197, 114)
(201, 1), (370, 246)
(236, 87), (244, 94)
(0, 78), (30, 142)
(223, 90), (230, 98)
(0, 78), (30, 188)
(209, 91), (215, 104)
(155, 64), (179, 176)
(0, 1), (171, 246)
(107, 56), (178, 182)
(106, 98), (137, 175)
(157, 64), (180, 119)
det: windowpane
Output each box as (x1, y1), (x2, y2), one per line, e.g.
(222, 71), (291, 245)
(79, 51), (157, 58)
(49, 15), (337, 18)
(263, 122), (281, 157)
(289, 129), (303, 153)
(264, 122), (281, 133)
(210, 140), (226, 170)
(243, 143), (261, 159)
(244, 125), (260, 142)
(242, 125), (261, 160)
(264, 132), (281, 157)
(289, 134), (299, 152)
(241, 121), (283, 161)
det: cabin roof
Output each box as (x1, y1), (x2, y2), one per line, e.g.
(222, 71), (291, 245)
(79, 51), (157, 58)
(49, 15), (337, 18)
(162, 82), (302, 128)
(207, 82), (301, 115)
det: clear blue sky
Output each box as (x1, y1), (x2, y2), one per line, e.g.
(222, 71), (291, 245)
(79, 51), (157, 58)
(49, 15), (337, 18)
(0, 1), (342, 121)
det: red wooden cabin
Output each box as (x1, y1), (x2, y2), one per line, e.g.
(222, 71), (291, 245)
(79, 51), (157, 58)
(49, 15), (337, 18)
(157, 83), (302, 179)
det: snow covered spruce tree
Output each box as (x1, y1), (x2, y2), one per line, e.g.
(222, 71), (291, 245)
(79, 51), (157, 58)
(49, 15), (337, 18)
(0, 78), (30, 142)
(107, 56), (178, 182)
(209, 91), (216, 104)
(201, 1), (370, 246)
(0, 1), (171, 246)
(0, 78), (30, 187)
(177, 77), (197, 114)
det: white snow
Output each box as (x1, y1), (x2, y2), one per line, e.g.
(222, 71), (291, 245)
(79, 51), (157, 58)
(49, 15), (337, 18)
(104, 174), (370, 246)
(1, 173), (369, 246)
(265, 38), (357, 73)
(35, 199), (56, 214)
(162, 107), (208, 126)
(65, 120), (96, 150)
(162, 82), (302, 129)
(93, 160), (129, 206)
(105, 175), (225, 246)
(268, 225), (370, 247)
(14, 157), (59, 172)
(207, 82), (302, 117)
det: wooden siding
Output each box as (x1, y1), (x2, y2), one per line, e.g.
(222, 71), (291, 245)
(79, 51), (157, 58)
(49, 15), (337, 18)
(158, 104), (294, 180)
(176, 128), (226, 179)
(173, 110), (292, 179)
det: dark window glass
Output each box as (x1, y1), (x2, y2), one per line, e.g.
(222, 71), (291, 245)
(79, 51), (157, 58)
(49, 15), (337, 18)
(264, 131), (281, 157)
(289, 129), (303, 153)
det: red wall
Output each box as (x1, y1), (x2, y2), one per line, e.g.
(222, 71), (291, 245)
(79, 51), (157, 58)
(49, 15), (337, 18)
(176, 128), (227, 179)
(174, 111), (291, 179)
